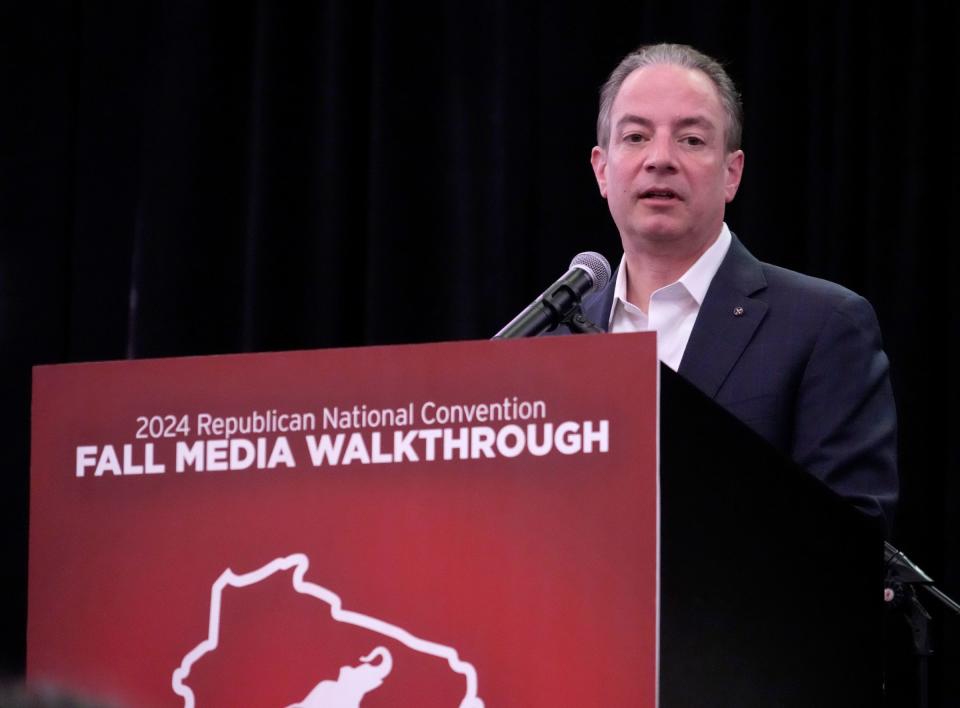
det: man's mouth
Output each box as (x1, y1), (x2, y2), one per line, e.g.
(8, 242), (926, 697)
(639, 188), (680, 200)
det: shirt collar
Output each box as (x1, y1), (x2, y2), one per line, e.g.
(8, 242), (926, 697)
(610, 223), (733, 322)
(679, 222), (732, 305)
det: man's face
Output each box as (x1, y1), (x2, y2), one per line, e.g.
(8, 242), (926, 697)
(591, 64), (744, 255)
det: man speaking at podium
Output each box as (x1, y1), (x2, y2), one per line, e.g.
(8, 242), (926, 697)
(572, 43), (898, 532)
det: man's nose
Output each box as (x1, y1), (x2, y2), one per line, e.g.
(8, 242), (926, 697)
(643, 136), (679, 173)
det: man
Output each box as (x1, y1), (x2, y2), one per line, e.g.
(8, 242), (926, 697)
(572, 43), (898, 531)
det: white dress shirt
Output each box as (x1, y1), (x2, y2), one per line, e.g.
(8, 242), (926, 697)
(609, 224), (732, 371)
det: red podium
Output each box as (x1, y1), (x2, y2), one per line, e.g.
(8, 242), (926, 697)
(29, 335), (660, 707)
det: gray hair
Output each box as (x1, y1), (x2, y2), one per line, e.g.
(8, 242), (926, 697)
(596, 43), (743, 152)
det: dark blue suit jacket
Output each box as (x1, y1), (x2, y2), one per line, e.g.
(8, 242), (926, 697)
(565, 235), (898, 530)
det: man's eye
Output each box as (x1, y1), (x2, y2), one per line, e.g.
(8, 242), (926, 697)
(681, 136), (706, 146)
(624, 133), (647, 144)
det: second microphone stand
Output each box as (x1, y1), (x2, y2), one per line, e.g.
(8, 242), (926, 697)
(883, 542), (960, 708)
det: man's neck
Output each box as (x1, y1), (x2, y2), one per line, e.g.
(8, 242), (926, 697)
(623, 228), (721, 313)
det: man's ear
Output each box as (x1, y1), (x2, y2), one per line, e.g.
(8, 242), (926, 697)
(590, 146), (608, 199)
(724, 149), (745, 203)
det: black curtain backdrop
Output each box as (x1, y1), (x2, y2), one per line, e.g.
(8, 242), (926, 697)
(2, 2), (958, 705)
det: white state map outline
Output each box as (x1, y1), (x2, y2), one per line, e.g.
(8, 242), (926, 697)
(171, 553), (484, 708)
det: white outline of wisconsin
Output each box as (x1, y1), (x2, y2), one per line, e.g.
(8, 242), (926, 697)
(171, 553), (484, 708)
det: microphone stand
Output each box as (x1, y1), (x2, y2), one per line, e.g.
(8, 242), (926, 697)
(883, 542), (960, 708)
(562, 307), (604, 334)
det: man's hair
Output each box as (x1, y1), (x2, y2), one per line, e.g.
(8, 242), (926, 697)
(596, 43), (743, 153)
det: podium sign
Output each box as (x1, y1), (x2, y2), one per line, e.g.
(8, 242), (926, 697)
(29, 334), (658, 707)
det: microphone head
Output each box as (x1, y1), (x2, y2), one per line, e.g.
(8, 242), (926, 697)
(569, 251), (612, 294)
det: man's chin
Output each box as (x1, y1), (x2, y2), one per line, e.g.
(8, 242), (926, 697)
(616, 212), (724, 250)
(623, 222), (688, 246)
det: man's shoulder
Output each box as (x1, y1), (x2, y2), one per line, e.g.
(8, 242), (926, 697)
(726, 236), (874, 317)
(759, 261), (863, 303)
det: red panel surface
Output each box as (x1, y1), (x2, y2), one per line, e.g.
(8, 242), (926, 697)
(29, 333), (658, 707)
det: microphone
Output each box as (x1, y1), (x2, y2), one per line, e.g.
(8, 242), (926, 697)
(494, 252), (611, 339)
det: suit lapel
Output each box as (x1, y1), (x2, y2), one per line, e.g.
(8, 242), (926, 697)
(677, 236), (768, 399)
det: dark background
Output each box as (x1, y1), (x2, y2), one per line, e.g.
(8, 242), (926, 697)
(2, 1), (957, 705)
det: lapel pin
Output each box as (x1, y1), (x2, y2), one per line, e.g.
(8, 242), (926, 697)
(733, 306), (745, 317)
